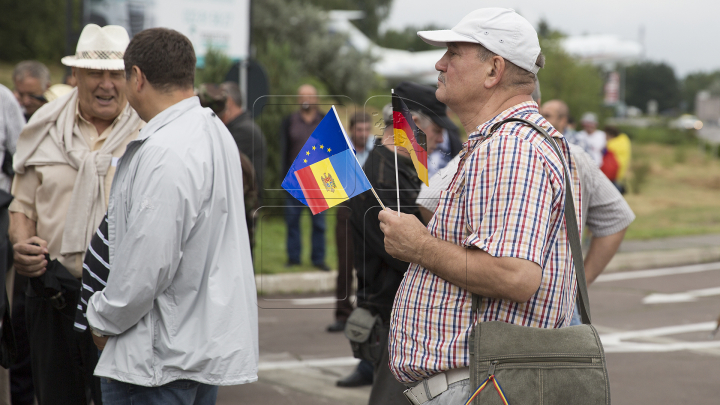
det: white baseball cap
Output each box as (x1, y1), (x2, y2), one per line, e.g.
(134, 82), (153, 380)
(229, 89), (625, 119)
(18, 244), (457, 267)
(418, 8), (542, 74)
(61, 24), (129, 70)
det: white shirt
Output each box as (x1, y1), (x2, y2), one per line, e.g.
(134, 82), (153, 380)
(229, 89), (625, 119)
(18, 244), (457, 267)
(88, 97), (258, 387)
(577, 129), (606, 167)
(0, 85), (24, 191)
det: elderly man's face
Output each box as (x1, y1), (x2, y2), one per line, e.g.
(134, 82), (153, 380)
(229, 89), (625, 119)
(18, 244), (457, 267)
(297, 85), (318, 111)
(75, 68), (127, 122)
(540, 102), (568, 133)
(435, 42), (487, 110)
(14, 75), (47, 117)
(582, 121), (597, 134)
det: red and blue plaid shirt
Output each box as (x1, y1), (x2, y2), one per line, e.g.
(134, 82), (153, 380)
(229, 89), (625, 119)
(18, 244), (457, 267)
(388, 102), (582, 383)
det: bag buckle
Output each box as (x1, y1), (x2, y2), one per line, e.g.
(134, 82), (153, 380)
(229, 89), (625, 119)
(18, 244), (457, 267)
(48, 291), (66, 310)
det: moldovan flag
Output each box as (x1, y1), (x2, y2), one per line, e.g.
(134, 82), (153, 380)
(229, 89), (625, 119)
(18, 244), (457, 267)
(282, 106), (372, 215)
(392, 92), (429, 185)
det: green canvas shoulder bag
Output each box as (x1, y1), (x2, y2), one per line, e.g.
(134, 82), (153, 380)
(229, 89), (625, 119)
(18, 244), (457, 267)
(467, 117), (610, 405)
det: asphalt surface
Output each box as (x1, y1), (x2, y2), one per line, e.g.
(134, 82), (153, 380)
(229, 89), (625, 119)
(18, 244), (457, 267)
(218, 261), (720, 405)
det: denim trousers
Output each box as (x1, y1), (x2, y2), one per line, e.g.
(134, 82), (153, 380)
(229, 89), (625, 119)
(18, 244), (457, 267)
(101, 378), (218, 405)
(285, 197), (326, 265)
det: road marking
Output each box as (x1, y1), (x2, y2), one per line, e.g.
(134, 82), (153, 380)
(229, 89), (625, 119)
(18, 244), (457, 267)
(289, 296), (356, 306)
(595, 262), (720, 283)
(259, 356), (359, 371)
(604, 341), (720, 353)
(600, 321), (716, 345)
(643, 287), (720, 304)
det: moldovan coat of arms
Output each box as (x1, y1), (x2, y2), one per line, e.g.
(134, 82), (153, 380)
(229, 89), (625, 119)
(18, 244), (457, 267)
(321, 173), (336, 192)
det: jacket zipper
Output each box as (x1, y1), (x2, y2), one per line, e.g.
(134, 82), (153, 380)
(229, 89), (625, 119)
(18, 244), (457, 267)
(488, 357), (594, 377)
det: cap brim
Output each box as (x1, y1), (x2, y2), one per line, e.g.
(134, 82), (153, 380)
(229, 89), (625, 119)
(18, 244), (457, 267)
(431, 114), (458, 132)
(61, 56), (124, 70)
(417, 30), (479, 47)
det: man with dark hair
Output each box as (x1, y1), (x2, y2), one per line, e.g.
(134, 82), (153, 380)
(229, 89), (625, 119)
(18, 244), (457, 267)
(9, 24), (142, 405)
(280, 84), (329, 270)
(12, 61), (51, 120)
(220, 81), (266, 203)
(85, 27), (258, 404)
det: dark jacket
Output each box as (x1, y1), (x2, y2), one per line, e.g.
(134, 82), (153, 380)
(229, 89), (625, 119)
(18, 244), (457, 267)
(226, 111), (266, 203)
(350, 141), (423, 323)
(278, 110), (325, 176)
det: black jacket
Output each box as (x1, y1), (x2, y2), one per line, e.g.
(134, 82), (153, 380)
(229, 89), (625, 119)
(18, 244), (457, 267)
(350, 141), (423, 323)
(226, 111), (266, 202)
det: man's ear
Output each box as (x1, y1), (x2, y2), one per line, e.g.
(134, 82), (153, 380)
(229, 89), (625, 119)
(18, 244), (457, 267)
(132, 66), (145, 92)
(484, 56), (506, 89)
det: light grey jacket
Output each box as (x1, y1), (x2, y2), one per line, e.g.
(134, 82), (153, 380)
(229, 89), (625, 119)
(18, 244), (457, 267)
(87, 97), (258, 387)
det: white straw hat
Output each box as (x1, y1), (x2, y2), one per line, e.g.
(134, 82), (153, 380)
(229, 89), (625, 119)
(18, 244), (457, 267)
(418, 8), (542, 74)
(61, 24), (129, 70)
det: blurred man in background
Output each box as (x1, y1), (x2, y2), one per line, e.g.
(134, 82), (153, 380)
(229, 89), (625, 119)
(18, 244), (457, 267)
(577, 112), (606, 166)
(12, 61), (51, 121)
(345, 82), (444, 403)
(221, 81), (266, 204)
(280, 84), (328, 270)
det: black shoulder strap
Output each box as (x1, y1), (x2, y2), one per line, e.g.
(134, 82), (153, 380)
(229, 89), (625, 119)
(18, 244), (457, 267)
(471, 117), (591, 325)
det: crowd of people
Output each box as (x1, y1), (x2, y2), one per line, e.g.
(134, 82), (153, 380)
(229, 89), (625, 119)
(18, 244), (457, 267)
(0, 6), (641, 405)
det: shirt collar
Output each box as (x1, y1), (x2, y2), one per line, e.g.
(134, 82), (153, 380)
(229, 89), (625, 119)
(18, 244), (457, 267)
(138, 96), (200, 141)
(467, 101), (540, 141)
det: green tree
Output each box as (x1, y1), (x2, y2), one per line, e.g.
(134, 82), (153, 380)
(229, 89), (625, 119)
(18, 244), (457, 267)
(0, 0), (67, 62)
(376, 25), (439, 52)
(625, 62), (680, 113)
(195, 46), (233, 85)
(681, 70), (720, 113)
(305, 0), (393, 40)
(537, 34), (605, 122)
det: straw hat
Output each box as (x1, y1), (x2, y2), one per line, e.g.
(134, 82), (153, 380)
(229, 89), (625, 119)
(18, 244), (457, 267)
(61, 24), (129, 70)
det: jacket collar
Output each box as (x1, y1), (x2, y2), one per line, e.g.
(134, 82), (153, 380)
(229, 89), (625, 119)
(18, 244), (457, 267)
(138, 96), (200, 141)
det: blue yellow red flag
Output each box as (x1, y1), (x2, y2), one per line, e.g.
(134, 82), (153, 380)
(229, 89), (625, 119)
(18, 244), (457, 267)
(281, 106), (372, 215)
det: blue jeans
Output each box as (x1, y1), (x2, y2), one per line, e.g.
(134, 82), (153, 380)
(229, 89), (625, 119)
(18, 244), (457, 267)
(570, 303), (582, 326)
(101, 378), (218, 405)
(285, 197), (326, 265)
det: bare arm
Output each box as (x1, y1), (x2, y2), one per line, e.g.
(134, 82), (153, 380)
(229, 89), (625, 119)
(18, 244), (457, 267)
(583, 228), (626, 284)
(9, 211), (48, 277)
(379, 209), (542, 303)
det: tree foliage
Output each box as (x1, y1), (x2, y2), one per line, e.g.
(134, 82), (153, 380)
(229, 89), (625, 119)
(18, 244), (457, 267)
(625, 62), (680, 113)
(305, 0), (392, 40)
(195, 47), (233, 85)
(537, 34), (605, 122)
(681, 70), (720, 113)
(376, 25), (439, 52)
(0, 0), (67, 62)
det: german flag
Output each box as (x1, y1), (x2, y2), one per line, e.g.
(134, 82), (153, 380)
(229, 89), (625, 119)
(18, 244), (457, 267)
(392, 92), (428, 185)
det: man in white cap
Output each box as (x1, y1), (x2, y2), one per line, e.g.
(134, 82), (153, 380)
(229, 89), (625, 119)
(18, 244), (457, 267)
(377, 8), (582, 403)
(8, 24), (142, 405)
(577, 112), (607, 167)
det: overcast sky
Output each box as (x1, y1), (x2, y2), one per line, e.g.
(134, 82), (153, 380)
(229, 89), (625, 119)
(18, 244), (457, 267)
(382, 0), (720, 77)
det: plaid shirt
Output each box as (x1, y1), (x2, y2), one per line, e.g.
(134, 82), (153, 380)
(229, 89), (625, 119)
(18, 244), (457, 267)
(388, 102), (582, 383)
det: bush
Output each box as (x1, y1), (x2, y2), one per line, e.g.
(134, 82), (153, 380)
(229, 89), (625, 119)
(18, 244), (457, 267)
(618, 126), (696, 145)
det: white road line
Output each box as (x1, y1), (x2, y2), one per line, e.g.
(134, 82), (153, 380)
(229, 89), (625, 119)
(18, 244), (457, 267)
(259, 356), (359, 371)
(289, 296), (356, 306)
(595, 262), (720, 283)
(643, 287), (720, 304)
(600, 322), (716, 345)
(604, 341), (720, 353)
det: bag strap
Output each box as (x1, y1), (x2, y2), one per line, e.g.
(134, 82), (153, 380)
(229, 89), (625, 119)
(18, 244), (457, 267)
(470, 117), (591, 325)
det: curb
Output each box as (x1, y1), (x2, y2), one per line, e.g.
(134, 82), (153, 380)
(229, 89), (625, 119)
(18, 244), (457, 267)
(255, 246), (720, 295)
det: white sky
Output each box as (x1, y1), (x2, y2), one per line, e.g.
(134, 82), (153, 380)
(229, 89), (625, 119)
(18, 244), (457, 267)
(382, 0), (720, 77)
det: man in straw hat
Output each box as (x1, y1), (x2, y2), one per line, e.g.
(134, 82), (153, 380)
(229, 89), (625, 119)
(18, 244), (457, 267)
(8, 24), (142, 405)
(377, 8), (582, 403)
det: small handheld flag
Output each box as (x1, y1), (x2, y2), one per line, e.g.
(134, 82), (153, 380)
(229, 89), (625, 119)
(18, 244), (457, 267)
(392, 92), (429, 186)
(282, 106), (373, 215)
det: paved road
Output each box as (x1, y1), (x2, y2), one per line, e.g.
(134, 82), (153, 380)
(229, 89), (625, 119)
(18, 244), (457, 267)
(218, 262), (720, 404)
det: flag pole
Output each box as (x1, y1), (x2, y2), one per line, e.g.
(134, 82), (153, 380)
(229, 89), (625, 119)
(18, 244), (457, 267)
(370, 187), (386, 210)
(391, 89), (401, 217)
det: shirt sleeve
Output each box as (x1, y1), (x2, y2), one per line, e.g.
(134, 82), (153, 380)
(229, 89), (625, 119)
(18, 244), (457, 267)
(9, 167), (40, 222)
(3, 91), (24, 155)
(416, 154), (461, 212)
(463, 135), (555, 266)
(584, 159), (635, 238)
(86, 146), (199, 336)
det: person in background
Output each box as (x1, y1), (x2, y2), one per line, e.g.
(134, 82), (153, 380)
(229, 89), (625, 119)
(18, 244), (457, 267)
(8, 24), (143, 405)
(221, 81), (266, 204)
(347, 81), (445, 403)
(604, 125), (631, 194)
(392, 81), (462, 178)
(12, 61), (51, 121)
(280, 84), (329, 270)
(0, 83), (25, 405)
(544, 99), (587, 153)
(577, 112), (606, 167)
(86, 27), (258, 404)
(328, 112), (373, 333)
